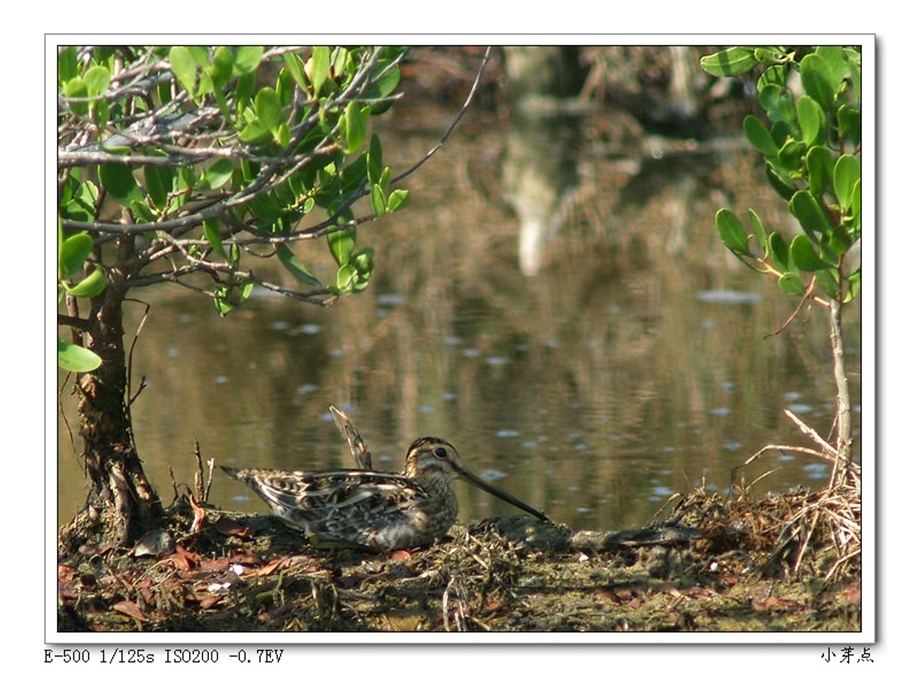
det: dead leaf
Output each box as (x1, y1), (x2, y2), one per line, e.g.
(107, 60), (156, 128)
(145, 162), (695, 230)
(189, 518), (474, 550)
(112, 600), (148, 622)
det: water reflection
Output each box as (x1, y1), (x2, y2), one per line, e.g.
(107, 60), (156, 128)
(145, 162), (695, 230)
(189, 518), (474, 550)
(57, 102), (861, 534)
(502, 107), (582, 276)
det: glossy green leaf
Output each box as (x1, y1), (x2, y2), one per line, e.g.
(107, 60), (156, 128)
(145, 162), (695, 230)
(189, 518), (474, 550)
(367, 133), (384, 184)
(342, 101), (366, 154)
(743, 115), (778, 156)
(769, 232), (790, 272)
(351, 246), (375, 274)
(282, 52), (309, 92)
(59, 232), (94, 278)
(350, 247), (375, 292)
(371, 183), (387, 217)
(277, 243), (322, 286)
(201, 158), (235, 191)
(327, 227), (356, 267)
(845, 268), (861, 303)
(386, 189), (410, 214)
(58, 339), (102, 372)
(213, 48), (237, 88)
(815, 268), (840, 299)
(98, 163), (141, 203)
(752, 47), (789, 65)
(63, 77), (88, 116)
(169, 46), (198, 95)
(747, 209), (768, 251)
(233, 46), (264, 75)
(66, 266), (107, 297)
(789, 234), (830, 272)
(838, 104), (861, 146)
(715, 209), (750, 255)
(759, 84), (795, 125)
(765, 165), (796, 201)
(800, 53), (834, 111)
(851, 179), (861, 219)
(83, 64), (110, 97)
(274, 122), (291, 148)
(777, 271), (806, 296)
(335, 263), (359, 292)
(833, 154), (861, 212)
(58, 46), (78, 83)
(144, 165), (173, 210)
(203, 218), (227, 259)
(310, 46), (331, 95)
(777, 139), (807, 172)
(700, 47), (757, 76)
(796, 94), (824, 146)
(814, 47), (851, 90)
(789, 190), (831, 235)
(255, 87), (283, 133)
(805, 146), (833, 197)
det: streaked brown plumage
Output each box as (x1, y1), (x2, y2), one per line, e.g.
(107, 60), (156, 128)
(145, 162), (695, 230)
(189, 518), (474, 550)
(221, 436), (549, 551)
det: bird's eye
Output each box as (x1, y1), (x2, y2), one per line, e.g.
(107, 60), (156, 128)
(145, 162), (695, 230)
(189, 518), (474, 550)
(435, 447), (447, 458)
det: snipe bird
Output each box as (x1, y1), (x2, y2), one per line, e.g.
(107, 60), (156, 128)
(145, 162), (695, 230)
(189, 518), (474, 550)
(221, 437), (549, 551)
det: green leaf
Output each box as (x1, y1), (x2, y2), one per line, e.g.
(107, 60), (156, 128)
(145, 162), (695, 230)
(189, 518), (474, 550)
(789, 234), (831, 272)
(310, 47), (331, 95)
(282, 52), (309, 92)
(805, 146), (833, 197)
(233, 46), (264, 75)
(833, 154), (861, 212)
(83, 64), (110, 97)
(277, 243), (322, 286)
(350, 247), (375, 292)
(59, 232), (94, 278)
(838, 104), (861, 147)
(845, 268), (861, 303)
(58, 339), (102, 372)
(386, 189), (409, 213)
(371, 183), (387, 217)
(758, 83), (795, 124)
(795, 94), (824, 146)
(367, 133), (384, 184)
(63, 77), (88, 116)
(335, 263), (359, 293)
(815, 268), (841, 299)
(203, 218), (227, 260)
(715, 208), (750, 256)
(342, 101), (366, 154)
(742, 115), (778, 156)
(800, 53), (835, 111)
(144, 165), (174, 210)
(255, 87), (283, 133)
(98, 163), (141, 203)
(209, 46), (234, 86)
(752, 47), (789, 65)
(765, 165), (796, 201)
(769, 232), (790, 272)
(200, 158), (235, 191)
(778, 272), (806, 296)
(65, 266), (107, 298)
(777, 139), (807, 172)
(58, 47), (78, 83)
(700, 47), (758, 77)
(747, 209), (768, 251)
(327, 227), (356, 267)
(789, 190), (831, 235)
(169, 46), (199, 95)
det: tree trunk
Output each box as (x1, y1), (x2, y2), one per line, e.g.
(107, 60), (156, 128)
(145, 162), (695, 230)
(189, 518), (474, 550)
(59, 237), (163, 557)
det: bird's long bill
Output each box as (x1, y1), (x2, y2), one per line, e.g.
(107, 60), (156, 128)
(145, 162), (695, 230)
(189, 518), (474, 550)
(457, 466), (550, 522)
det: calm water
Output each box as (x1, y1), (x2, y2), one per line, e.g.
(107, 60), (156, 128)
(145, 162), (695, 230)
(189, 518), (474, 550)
(57, 103), (861, 532)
